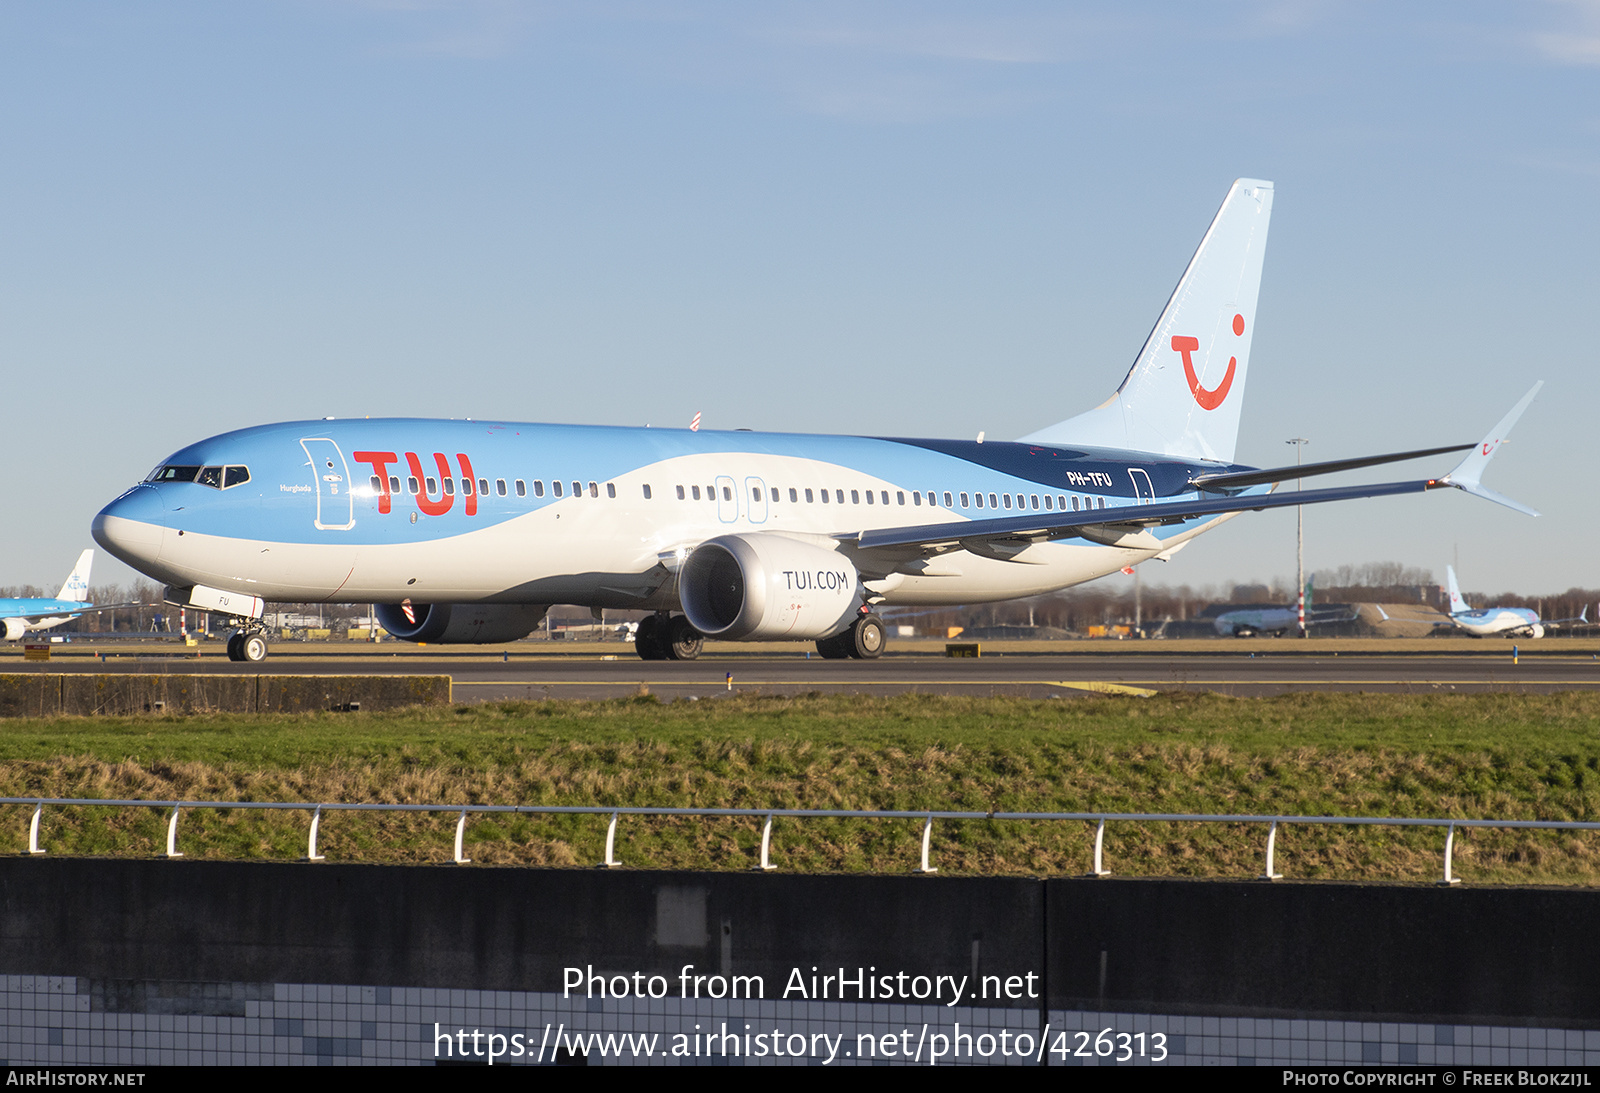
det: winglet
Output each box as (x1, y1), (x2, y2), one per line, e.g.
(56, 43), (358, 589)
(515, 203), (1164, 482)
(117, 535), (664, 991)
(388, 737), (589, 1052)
(1439, 382), (1542, 516)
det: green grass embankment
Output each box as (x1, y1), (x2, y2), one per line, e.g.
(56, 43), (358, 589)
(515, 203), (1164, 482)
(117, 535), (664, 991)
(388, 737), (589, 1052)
(1, 692), (1598, 884)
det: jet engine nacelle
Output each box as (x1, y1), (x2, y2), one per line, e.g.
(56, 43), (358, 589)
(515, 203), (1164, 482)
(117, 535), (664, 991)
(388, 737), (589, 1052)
(1, 618), (28, 641)
(680, 534), (862, 641)
(1530, 624), (1546, 639)
(375, 603), (549, 644)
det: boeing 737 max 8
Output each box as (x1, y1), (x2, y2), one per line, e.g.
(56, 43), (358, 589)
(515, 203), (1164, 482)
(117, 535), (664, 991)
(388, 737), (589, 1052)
(90, 179), (1541, 662)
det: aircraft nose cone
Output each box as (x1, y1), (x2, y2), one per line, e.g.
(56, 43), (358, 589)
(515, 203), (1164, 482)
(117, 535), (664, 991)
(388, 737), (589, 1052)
(92, 486), (166, 569)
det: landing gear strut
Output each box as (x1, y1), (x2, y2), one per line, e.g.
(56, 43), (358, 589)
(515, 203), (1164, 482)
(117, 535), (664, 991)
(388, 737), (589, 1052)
(226, 627), (269, 663)
(633, 613), (703, 661)
(816, 613), (886, 660)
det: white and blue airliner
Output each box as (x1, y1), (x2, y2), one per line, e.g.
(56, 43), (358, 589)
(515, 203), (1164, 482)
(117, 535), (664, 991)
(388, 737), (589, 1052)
(1441, 565), (1582, 639)
(91, 180), (1541, 663)
(0, 550), (99, 641)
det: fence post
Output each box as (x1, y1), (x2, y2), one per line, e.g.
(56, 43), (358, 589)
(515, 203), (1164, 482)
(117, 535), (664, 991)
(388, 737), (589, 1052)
(27, 803), (44, 855)
(1441, 822), (1461, 886)
(454, 809), (471, 864)
(918, 815), (938, 874)
(1090, 818), (1111, 877)
(307, 806), (325, 861)
(165, 807), (184, 859)
(758, 813), (777, 872)
(1260, 820), (1284, 881)
(603, 811), (621, 868)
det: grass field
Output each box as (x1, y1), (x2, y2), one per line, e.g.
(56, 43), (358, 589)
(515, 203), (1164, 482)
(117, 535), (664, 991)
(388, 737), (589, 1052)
(2, 691), (1598, 884)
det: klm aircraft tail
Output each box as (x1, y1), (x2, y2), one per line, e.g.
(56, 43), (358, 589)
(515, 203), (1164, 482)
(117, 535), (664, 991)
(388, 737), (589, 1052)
(57, 549), (93, 602)
(1020, 178), (1274, 463)
(1445, 565), (1468, 615)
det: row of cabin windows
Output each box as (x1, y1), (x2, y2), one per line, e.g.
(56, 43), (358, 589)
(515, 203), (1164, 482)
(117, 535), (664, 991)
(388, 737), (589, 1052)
(669, 484), (1110, 512)
(364, 475), (1114, 514)
(366, 476), (625, 501)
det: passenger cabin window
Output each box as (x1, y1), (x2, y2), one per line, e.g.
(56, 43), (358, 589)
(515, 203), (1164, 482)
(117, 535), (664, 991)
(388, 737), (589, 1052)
(912, 492), (921, 506)
(881, 491), (889, 505)
(389, 476), (400, 494)
(676, 486), (686, 500)
(959, 492), (969, 507)
(426, 477), (438, 494)
(443, 478), (454, 496)
(943, 491), (953, 508)
(642, 484), (652, 500)
(835, 489), (843, 503)
(897, 491), (905, 505)
(805, 488), (814, 503)
(974, 493), (984, 508)
(722, 486), (732, 501)
(478, 478), (489, 496)
(461, 478), (473, 496)
(1044, 495), (1053, 510)
(369, 475), (382, 492)
(789, 488), (798, 502)
(553, 481), (564, 497)
(589, 481), (599, 498)
(863, 490), (872, 505)
(407, 477), (420, 495)
(989, 493), (999, 508)
(851, 490), (860, 504)
(692, 486), (701, 500)
(606, 483), (616, 499)
(820, 489), (829, 504)
(495, 479), (506, 496)
(573, 481), (583, 498)
(752, 486), (761, 501)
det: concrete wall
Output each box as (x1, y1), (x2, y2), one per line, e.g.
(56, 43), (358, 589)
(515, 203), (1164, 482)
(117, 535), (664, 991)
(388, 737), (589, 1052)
(0, 859), (1594, 1028)
(0, 674), (451, 715)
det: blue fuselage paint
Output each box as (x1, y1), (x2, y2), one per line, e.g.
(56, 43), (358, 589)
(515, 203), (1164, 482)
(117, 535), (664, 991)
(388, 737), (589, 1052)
(93, 418), (1257, 610)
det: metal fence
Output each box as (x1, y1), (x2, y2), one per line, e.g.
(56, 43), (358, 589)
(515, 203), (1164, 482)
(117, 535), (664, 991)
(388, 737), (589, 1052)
(6, 796), (1598, 883)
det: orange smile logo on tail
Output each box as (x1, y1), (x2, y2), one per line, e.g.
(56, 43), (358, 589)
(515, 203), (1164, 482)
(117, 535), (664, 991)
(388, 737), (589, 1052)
(1172, 312), (1246, 410)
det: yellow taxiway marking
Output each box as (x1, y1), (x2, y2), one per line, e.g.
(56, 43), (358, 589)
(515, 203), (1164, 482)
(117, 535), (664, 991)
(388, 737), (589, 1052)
(454, 678), (1158, 695)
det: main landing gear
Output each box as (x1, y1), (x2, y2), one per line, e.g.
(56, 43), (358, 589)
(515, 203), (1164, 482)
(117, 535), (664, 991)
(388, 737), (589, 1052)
(815, 613), (886, 660)
(226, 627), (269, 663)
(634, 613), (703, 661)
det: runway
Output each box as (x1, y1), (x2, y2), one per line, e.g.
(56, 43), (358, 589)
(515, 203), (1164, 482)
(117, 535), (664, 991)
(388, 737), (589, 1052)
(7, 640), (1600, 699)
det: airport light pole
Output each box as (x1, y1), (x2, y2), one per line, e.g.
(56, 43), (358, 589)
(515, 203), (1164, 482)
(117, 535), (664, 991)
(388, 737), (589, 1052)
(1287, 438), (1308, 638)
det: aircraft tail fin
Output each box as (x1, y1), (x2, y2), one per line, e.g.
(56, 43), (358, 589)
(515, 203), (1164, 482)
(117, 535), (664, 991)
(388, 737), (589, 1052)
(57, 550), (93, 602)
(1446, 565), (1468, 615)
(1019, 178), (1274, 463)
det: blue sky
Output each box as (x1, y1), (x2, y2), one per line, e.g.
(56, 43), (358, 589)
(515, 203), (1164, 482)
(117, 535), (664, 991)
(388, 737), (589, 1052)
(3, 1), (1596, 597)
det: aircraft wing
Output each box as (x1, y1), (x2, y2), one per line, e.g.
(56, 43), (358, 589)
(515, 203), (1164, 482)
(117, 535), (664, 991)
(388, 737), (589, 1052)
(848, 479), (1433, 553)
(848, 385), (1541, 556)
(5, 602), (148, 623)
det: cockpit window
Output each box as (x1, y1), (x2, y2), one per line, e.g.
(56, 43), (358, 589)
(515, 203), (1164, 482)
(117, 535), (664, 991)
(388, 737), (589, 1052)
(146, 464), (251, 490)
